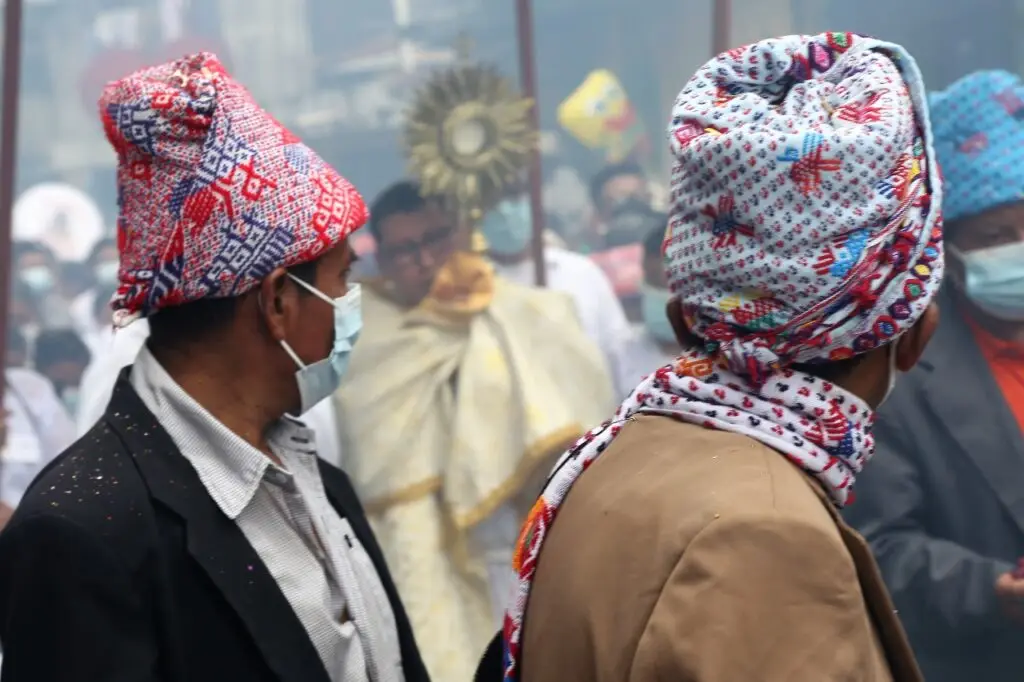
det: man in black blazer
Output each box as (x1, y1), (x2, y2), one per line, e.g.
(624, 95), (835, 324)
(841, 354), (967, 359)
(844, 70), (1024, 682)
(0, 53), (429, 682)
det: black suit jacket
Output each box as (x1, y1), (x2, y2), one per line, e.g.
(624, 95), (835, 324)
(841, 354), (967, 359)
(0, 373), (430, 682)
(474, 633), (502, 681)
(844, 290), (1024, 682)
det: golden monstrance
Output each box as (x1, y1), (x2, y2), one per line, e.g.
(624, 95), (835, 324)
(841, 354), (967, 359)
(403, 63), (537, 232)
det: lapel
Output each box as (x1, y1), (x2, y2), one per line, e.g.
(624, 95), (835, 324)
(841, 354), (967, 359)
(811, 479), (924, 682)
(104, 371), (331, 682)
(917, 293), (1024, 534)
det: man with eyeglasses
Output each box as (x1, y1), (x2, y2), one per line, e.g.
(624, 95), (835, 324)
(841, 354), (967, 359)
(366, 182), (461, 308)
(329, 180), (614, 682)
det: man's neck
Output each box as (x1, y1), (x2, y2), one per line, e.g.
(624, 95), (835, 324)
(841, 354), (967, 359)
(149, 344), (280, 460)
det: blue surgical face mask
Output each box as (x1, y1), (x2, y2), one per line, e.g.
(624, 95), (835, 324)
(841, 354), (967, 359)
(640, 283), (676, 344)
(61, 387), (81, 418)
(951, 241), (1024, 321)
(20, 266), (54, 295)
(481, 197), (532, 255)
(280, 279), (362, 415)
(94, 261), (120, 287)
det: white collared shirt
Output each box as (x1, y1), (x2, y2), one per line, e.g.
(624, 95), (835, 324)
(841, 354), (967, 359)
(130, 347), (404, 682)
(75, 319), (343, 468)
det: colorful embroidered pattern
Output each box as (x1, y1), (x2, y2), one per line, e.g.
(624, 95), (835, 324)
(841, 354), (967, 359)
(501, 33), (945, 682)
(702, 194), (753, 249)
(930, 70), (1024, 221)
(664, 33), (943, 386)
(501, 358), (876, 682)
(100, 53), (368, 326)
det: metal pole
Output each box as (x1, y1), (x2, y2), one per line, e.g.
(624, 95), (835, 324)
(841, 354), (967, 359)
(0, 0), (24, 483)
(0, 0), (24, 403)
(514, 0), (546, 287)
(712, 0), (732, 55)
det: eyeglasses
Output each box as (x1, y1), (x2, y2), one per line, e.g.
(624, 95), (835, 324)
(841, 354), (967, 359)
(378, 225), (456, 265)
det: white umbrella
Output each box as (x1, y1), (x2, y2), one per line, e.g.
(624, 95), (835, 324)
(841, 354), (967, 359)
(13, 183), (105, 261)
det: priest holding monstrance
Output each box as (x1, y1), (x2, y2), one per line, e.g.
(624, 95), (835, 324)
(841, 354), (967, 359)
(331, 65), (615, 681)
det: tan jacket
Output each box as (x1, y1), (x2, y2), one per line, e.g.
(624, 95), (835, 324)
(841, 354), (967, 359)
(520, 414), (923, 682)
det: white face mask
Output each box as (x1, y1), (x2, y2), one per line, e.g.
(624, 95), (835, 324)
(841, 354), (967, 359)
(949, 242), (1024, 321)
(94, 261), (120, 287)
(20, 266), (54, 295)
(279, 279), (362, 415)
(61, 387), (81, 418)
(481, 197), (532, 255)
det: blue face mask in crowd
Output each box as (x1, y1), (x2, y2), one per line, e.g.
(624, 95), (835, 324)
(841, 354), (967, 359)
(61, 387), (81, 418)
(94, 261), (120, 288)
(951, 241), (1024, 321)
(20, 266), (54, 295)
(481, 197), (532, 255)
(279, 278), (362, 415)
(640, 283), (676, 344)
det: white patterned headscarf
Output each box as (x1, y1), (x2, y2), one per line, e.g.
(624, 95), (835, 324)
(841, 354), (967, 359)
(501, 34), (945, 682)
(665, 33), (943, 385)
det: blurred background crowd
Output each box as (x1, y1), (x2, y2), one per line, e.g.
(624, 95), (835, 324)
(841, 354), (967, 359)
(2, 0), (1024, 680)
(5, 0), (1020, 482)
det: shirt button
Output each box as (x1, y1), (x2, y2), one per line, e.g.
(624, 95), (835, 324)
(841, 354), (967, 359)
(265, 469), (289, 486)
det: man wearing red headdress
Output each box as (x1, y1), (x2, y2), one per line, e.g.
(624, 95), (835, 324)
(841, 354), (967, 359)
(0, 54), (428, 682)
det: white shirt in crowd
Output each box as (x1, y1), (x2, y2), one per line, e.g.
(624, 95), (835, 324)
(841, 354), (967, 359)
(470, 503), (523, 628)
(1, 367), (77, 507)
(75, 318), (344, 468)
(131, 346), (404, 682)
(69, 289), (110, 357)
(492, 246), (634, 397)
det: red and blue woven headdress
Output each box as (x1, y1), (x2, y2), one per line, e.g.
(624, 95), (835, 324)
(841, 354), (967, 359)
(100, 52), (368, 327)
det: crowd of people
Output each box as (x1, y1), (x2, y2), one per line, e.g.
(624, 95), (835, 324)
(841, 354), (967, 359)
(0, 238), (121, 525)
(0, 29), (1023, 682)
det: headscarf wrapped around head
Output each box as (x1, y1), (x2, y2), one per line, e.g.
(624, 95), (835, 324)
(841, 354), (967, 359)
(501, 35), (944, 682)
(929, 69), (1024, 223)
(665, 33), (944, 384)
(100, 52), (368, 327)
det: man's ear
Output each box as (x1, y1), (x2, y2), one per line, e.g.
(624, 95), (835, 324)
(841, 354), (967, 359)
(896, 301), (940, 372)
(258, 267), (293, 342)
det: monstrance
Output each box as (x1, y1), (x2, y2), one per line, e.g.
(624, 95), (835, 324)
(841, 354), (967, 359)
(403, 62), (536, 230)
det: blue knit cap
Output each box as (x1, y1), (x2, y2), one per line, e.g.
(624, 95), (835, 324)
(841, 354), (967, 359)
(930, 70), (1024, 222)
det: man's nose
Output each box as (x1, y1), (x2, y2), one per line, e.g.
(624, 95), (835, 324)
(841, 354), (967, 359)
(416, 249), (436, 270)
